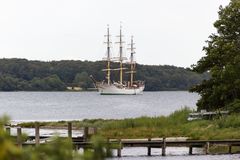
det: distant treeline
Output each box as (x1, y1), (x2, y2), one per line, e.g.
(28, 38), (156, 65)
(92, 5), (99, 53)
(0, 58), (209, 91)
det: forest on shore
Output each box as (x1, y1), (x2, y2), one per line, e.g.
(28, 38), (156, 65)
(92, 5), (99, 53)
(0, 58), (208, 91)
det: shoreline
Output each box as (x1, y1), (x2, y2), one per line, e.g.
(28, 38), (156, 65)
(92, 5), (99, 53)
(13, 108), (240, 140)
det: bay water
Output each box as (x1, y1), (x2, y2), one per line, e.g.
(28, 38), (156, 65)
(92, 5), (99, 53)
(0, 91), (198, 121)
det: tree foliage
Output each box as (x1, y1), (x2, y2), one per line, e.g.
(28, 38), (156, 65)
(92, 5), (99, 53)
(191, 0), (240, 111)
(74, 72), (92, 90)
(0, 58), (207, 91)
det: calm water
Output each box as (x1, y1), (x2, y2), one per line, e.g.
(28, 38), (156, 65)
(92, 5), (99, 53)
(0, 91), (198, 121)
(110, 154), (240, 160)
(109, 147), (240, 160)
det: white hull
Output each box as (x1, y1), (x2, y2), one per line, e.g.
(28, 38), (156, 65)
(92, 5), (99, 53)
(97, 84), (144, 95)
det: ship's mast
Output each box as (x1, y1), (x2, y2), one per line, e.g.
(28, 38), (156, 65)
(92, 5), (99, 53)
(119, 25), (123, 84)
(116, 24), (126, 84)
(103, 25), (111, 85)
(129, 36), (136, 87)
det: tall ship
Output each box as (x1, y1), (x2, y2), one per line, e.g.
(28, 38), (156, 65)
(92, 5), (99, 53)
(90, 25), (145, 95)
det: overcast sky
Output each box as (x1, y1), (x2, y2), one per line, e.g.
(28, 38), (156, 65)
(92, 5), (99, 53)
(0, 0), (230, 67)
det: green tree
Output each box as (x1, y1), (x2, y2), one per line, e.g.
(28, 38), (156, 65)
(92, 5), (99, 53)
(30, 75), (66, 91)
(0, 75), (18, 91)
(44, 75), (66, 91)
(191, 0), (240, 111)
(73, 72), (91, 89)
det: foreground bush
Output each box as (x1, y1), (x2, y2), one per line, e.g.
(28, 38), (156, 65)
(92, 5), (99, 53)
(0, 116), (110, 160)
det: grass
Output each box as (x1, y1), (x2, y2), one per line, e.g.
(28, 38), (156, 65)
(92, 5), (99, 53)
(18, 108), (240, 140)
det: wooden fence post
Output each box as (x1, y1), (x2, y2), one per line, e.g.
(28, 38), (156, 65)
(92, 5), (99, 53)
(147, 138), (151, 156)
(162, 137), (166, 156)
(106, 138), (111, 156)
(6, 126), (11, 135)
(35, 123), (40, 146)
(117, 139), (122, 157)
(68, 122), (72, 139)
(189, 146), (193, 155)
(17, 127), (22, 148)
(84, 127), (89, 141)
(228, 145), (232, 154)
(205, 142), (210, 155)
